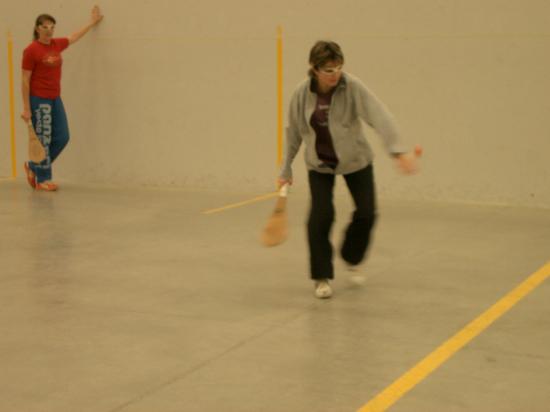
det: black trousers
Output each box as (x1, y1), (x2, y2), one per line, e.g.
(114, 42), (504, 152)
(307, 165), (377, 280)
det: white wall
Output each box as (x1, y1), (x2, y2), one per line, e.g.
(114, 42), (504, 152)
(2, 0), (550, 207)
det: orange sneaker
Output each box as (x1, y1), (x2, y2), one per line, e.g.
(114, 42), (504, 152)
(35, 181), (58, 191)
(23, 162), (36, 189)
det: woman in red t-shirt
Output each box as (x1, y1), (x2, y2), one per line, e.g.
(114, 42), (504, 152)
(21, 6), (103, 191)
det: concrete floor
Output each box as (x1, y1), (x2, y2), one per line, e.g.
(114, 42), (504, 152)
(1, 179), (549, 412)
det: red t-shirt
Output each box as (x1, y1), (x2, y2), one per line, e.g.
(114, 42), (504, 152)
(22, 38), (69, 99)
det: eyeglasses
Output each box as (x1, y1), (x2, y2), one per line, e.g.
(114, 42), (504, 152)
(318, 65), (343, 75)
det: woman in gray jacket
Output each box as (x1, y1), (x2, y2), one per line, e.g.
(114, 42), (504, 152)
(278, 40), (418, 299)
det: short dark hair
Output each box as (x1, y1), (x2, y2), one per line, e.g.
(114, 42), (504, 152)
(308, 40), (344, 77)
(33, 14), (56, 40)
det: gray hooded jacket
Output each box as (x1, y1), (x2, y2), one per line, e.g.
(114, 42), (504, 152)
(279, 72), (407, 180)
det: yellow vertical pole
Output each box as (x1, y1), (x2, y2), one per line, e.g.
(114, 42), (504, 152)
(276, 26), (283, 167)
(7, 31), (17, 178)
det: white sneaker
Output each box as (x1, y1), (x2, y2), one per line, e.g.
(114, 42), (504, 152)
(349, 274), (366, 286)
(346, 264), (366, 285)
(314, 280), (333, 299)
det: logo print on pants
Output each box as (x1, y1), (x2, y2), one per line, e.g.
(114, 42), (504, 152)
(35, 104), (52, 146)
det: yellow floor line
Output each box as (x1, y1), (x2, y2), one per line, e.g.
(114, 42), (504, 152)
(202, 192), (278, 215)
(358, 260), (550, 412)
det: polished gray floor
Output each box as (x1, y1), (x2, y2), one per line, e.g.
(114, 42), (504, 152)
(1, 179), (549, 412)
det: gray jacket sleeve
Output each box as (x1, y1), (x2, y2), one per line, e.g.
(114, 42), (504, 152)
(353, 80), (407, 155)
(279, 90), (303, 180)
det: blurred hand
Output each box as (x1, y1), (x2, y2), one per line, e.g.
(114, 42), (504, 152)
(395, 152), (418, 175)
(21, 109), (31, 123)
(91, 5), (104, 25)
(277, 177), (292, 188)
